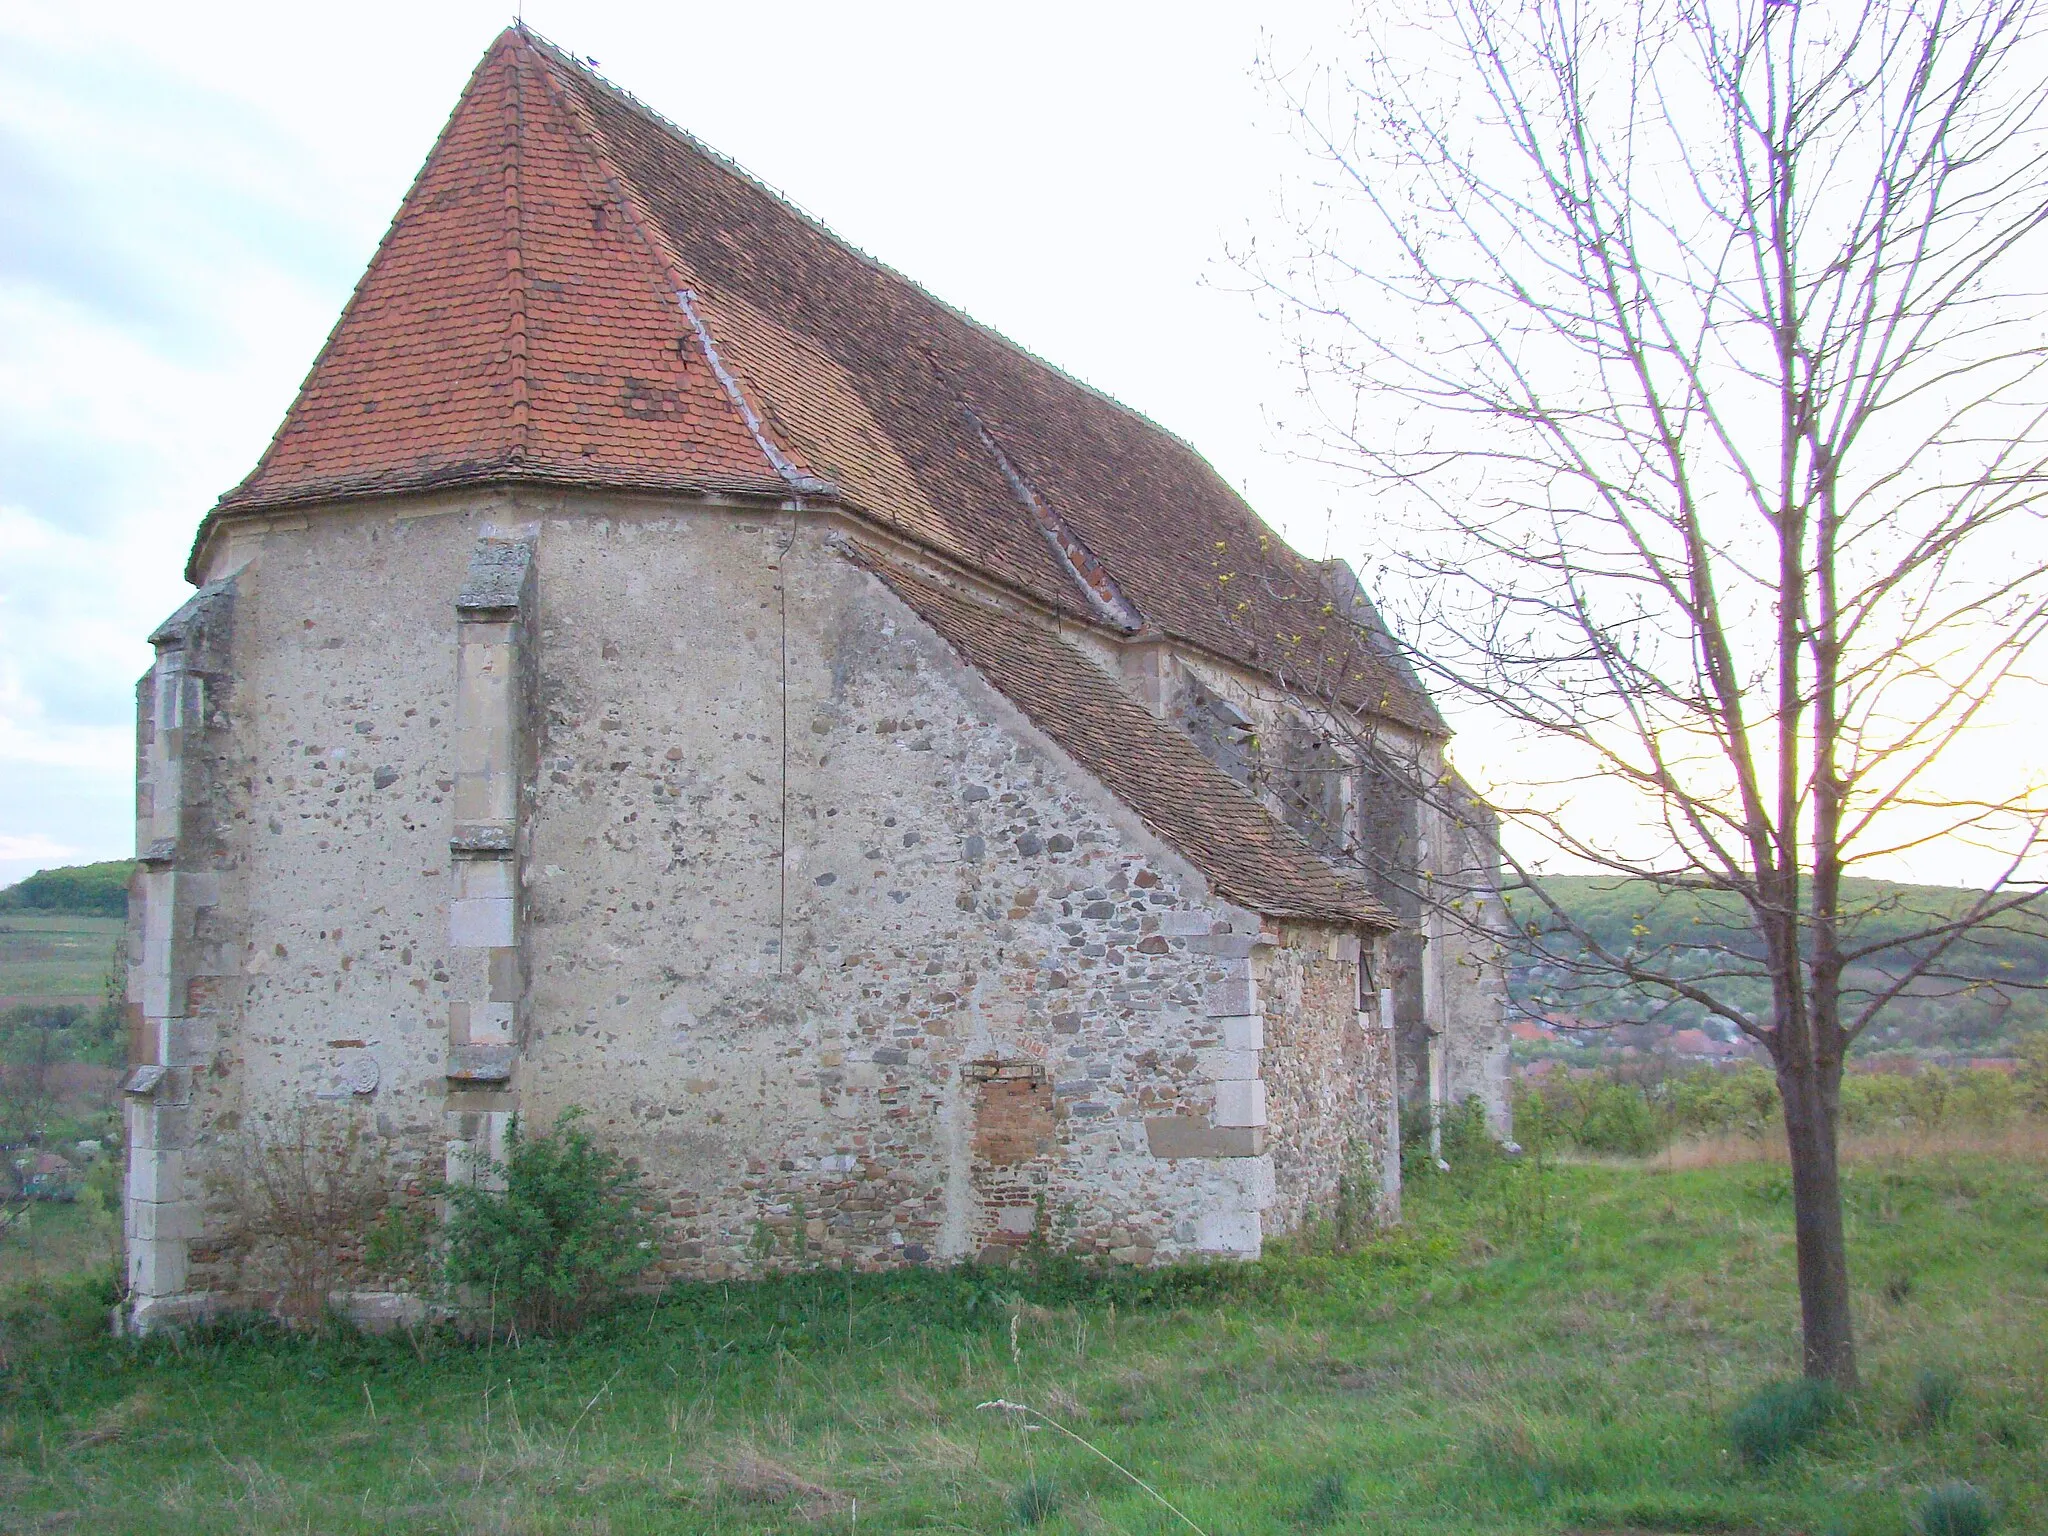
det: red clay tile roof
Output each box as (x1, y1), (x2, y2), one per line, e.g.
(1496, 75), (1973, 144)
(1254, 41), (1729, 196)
(200, 26), (1439, 736)
(213, 34), (793, 517)
(855, 548), (1397, 930)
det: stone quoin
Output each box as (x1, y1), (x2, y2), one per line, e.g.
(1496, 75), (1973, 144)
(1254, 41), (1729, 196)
(121, 26), (1511, 1331)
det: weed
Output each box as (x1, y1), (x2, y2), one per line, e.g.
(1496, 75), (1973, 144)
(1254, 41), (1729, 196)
(1727, 1377), (1843, 1466)
(1885, 1270), (1917, 1305)
(64, 1387), (153, 1449)
(203, 1105), (393, 1326)
(1295, 1471), (1349, 1527)
(1911, 1366), (1963, 1431)
(1989, 1414), (2032, 1450)
(1918, 1481), (1994, 1536)
(1011, 1474), (1058, 1527)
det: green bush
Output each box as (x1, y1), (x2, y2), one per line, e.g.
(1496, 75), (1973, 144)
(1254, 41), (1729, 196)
(2018, 1033), (2048, 1113)
(1727, 1377), (1842, 1466)
(1918, 1481), (1994, 1536)
(442, 1108), (656, 1336)
(1554, 1078), (1665, 1155)
(1666, 1063), (1779, 1139)
(0, 1266), (121, 1375)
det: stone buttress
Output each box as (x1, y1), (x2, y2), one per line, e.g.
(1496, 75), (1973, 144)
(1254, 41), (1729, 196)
(443, 538), (536, 1186)
(124, 578), (241, 1330)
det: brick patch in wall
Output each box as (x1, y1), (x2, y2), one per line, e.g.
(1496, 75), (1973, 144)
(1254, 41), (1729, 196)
(965, 1060), (1054, 1167)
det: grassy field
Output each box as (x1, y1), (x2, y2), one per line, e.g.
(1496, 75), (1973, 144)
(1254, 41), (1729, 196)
(0, 1201), (120, 1295)
(0, 914), (121, 1006)
(2, 1143), (2043, 1535)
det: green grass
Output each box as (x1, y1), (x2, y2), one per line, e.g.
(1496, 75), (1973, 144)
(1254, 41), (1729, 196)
(0, 913), (122, 1000)
(0, 1201), (121, 1294)
(3, 1148), (2044, 1534)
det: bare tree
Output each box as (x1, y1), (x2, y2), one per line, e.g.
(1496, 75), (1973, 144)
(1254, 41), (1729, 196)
(1241, 0), (2048, 1384)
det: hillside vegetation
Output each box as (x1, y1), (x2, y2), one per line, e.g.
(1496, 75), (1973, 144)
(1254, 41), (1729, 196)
(0, 861), (132, 918)
(3, 1141), (2042, 1534)
(1510, 876), (2048, 1054)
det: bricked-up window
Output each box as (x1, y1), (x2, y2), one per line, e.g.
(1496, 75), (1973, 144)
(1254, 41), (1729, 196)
(964, 1061), (1054, 1166)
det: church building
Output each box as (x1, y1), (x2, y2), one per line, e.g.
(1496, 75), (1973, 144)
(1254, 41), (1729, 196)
(123, 28), (1508, 1330)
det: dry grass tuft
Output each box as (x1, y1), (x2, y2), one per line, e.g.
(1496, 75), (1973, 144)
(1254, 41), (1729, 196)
(700, 1443), (849, 1518)
(64, 1389), (154, 1451)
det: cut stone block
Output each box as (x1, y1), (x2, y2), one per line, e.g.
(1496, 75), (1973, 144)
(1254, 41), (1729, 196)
(456, 537), (535, 614)
(1195, 1209), (1262, 1256)
(447, 1042), (515, 1083)
(1187, 932), (1258, 958)
(1213, 1079), (1267, 1128)
(1218, 1015), (1264, 1051)
(1144, 1118), (1265, 1158)
(464, 1001), (516, 1043)
(454, 857), (514, 901)
(126, 1103), (188, 1150)
(126, 1150), (184, 1205)
(130, 1200), (199, 1242)
(1204, 976), (1259, 1017)
(1196, 1047), (1261, 1081)
(450, 896), (515, 948)
(127, 1240), (189, 1300)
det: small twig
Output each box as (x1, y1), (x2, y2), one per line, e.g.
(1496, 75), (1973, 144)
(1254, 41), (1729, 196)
(976, 1399), (1209, 1535)
(565, 1367), (624, 1441)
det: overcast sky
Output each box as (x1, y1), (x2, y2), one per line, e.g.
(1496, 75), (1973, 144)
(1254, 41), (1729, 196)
(0, 0), (2028, 892)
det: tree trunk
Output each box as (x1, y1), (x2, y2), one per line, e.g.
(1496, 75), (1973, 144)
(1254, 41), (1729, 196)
(1776, 1060), (1858, 1386)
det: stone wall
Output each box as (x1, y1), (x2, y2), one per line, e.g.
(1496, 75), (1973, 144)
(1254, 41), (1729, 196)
(1435, 791), (1512, 1136)
(1133, 649), (1510, 1144)
(132, 489), (1401, 1320)
(1257, 925), (1398, 1232)
(516, 504), (1335, 1273)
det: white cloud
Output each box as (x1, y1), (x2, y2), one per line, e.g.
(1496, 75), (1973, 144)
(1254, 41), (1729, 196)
(0, 833), (80, 863)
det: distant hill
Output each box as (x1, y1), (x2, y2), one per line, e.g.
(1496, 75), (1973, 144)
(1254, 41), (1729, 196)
(1508, 874), (2048, 1055)
(0, 861), (134, 918)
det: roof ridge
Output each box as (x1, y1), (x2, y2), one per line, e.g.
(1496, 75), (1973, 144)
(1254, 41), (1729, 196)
(509, 26), (1232, 475)
(503, 37), (531, 461)
(959, 400), (1144, 632)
